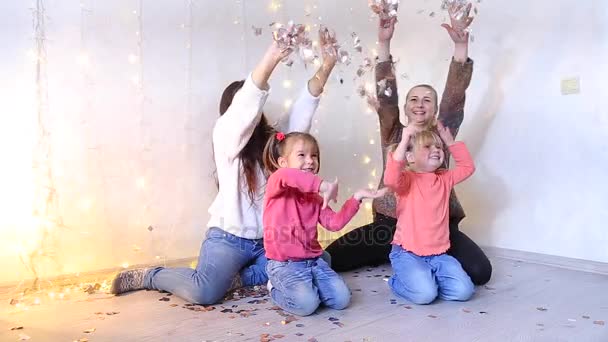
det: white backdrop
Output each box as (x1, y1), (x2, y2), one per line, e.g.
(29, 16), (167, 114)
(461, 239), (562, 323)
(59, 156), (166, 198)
(1, 0), (606, 284)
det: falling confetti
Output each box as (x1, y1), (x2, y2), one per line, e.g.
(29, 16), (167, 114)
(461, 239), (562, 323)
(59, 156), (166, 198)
(272, 21), (314, 66)
(252, 25), (262, 36)
(536, 307), (548, 312)
(368, 0), (400, 21)
(83, 328), (96, 334)
(159, 297), (170, 301)
(594, 320), (605, 326)
(427, 314), (438, 318)
(582, 315), (591, 319)
(147, 225), (154, 231)
(11, 326), (24, 330)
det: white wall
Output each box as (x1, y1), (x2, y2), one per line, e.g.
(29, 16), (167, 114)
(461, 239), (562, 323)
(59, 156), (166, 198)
(0, 0), (606, 284)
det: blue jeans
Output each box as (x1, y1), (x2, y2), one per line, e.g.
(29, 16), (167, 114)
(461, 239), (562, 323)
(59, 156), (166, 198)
(388, 245), (474, 305)
(266, 257), (350, 316)
(144, 227), (268, 304)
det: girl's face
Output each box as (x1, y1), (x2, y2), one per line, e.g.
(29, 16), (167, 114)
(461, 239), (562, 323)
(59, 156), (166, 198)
(278, 139), (319, 174)
(407, 138), (445, 173)
(404, 86), (437, 128)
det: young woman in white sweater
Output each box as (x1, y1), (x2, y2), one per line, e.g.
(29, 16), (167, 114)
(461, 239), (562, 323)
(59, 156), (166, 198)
(111, 36), (338, 304)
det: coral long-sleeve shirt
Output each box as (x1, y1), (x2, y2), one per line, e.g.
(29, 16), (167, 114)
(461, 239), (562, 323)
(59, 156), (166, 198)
(383, 142), (475, 256)
(263, 168), (360, 261)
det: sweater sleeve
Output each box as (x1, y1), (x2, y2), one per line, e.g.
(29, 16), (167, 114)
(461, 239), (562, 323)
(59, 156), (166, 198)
(213, 73), (269, 161)
(318, 197), (361, 232)
(265, 168), (323, 199)
(383, 151), (410, 194)
(287, 84), (321, 133)
(437, 58), (473, 138)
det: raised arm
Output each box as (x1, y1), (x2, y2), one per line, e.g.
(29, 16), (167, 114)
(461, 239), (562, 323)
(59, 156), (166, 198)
(376, 17), (401, 150)
(214, 42), (291, 160)
(288, 27), (338, 133)
(438, 3), (475, 138)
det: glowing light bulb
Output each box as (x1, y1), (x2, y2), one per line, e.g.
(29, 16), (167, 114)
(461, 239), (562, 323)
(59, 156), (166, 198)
(128, 54), (138, 64)
(136, 177), (145, 189)
(363, 156), (371, 164)
(365, 202), (372, 210)
(284, 99), (293, 109)
(371, 169), (377, 177)
(369, 139), (375, 145)
(122, 262), (129, 269)
(76, 52), (90, 67)
(282, 80), (292, 88)
(33, 298), (41, 305)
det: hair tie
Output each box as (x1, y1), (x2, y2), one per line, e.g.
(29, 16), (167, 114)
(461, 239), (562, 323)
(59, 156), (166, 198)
(276, 132), (285, 141)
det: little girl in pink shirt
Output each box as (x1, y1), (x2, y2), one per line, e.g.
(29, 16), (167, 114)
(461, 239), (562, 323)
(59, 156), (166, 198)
(384, 122), (475, 304)
(262, 131), (386, 316)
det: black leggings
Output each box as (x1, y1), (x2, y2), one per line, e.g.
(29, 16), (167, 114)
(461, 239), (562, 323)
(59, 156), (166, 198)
(324, 213), (492, 285)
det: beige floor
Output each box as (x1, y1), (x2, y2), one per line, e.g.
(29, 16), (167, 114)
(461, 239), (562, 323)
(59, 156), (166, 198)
(1, 256), (607, 342)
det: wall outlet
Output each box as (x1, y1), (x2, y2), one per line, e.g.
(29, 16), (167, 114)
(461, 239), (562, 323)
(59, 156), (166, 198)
(561, 77), (580, 95)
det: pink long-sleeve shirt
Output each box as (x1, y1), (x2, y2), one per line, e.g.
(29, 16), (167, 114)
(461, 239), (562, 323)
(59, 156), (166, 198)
(383, 142), (475, 256)
(263, 168), (360, 261)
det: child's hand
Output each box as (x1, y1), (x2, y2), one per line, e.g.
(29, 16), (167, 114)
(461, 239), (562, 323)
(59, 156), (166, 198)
(437, 121), (455, 146)
(319, 178), (339, 209)
(440, 2), (474, 45)
(401, 125), (418, 142)
(353, 187), (389, 201)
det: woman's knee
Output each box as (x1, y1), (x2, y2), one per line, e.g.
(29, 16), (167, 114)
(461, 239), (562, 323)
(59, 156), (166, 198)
(467, 259), (493, 285)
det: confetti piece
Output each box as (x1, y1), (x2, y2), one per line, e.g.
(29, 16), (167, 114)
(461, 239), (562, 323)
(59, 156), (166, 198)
(147, 225), (154, 231)
(159, 297), (170, 302)
(333, 322), (345, 327)
(536, 323), (544, 327)
(594, 320), (605, 326)
(252, 26), (262, 36)
(273, 334), (285, 339)
(483, 285), (496, 290)
(296, 324), (305, 328)
(106, 312), (120, 315)
(19, 334), (31, 341)
(536, 307), (548, 312)
(308, 338), (319, 342)
(462, 308), (471, 313)
(429, 12), (436, 17)
(83, 328), (96, 333)
(568, 318), (577, 322)
(582, 315), (590, 319)
(10, 326), (24, 330)
(368, 0), (400, 21)
(170, 304), (178, 307)
(328, 317), (340, 322)
(479, 311), (488, 314)
(404, 305), (412, 309)
(427, 314), (438, 318)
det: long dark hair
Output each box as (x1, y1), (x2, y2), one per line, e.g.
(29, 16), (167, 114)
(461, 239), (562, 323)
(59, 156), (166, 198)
(218, 80), (274, 203)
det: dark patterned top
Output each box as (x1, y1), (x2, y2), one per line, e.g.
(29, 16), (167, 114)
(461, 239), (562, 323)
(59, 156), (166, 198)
(372, 57), (473, 224)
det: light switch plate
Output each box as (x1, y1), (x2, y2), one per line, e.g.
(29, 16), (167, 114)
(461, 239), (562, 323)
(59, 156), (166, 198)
(561, 77), (580, 95)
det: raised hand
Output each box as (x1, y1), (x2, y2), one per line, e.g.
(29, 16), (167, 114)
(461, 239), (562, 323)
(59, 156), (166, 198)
(440, 2), (474, 45)
(353, 187), (389, 201)
(320, 178), (339, 209)
(437, 120), (455, 146)
(378, 16), (397, 42)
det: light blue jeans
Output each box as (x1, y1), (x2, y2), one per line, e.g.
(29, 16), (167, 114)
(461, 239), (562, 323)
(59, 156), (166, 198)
(388, 245), (474, 305)
(266, 257), (350, 316)
(144, 227), (268, 304)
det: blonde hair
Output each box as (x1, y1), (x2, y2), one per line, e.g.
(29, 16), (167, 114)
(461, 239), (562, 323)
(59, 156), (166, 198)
(406, 130), (443, 153)
(262, 132), (321, 175)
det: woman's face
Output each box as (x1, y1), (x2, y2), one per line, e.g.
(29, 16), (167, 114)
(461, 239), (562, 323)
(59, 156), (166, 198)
(404, 86), (437, 128)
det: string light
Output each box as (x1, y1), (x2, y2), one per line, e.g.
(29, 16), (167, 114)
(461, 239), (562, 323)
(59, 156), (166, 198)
(284, 99), (293, 109)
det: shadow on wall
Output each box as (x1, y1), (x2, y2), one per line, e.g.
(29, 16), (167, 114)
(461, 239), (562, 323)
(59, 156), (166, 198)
(458, 47), (517, 245)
